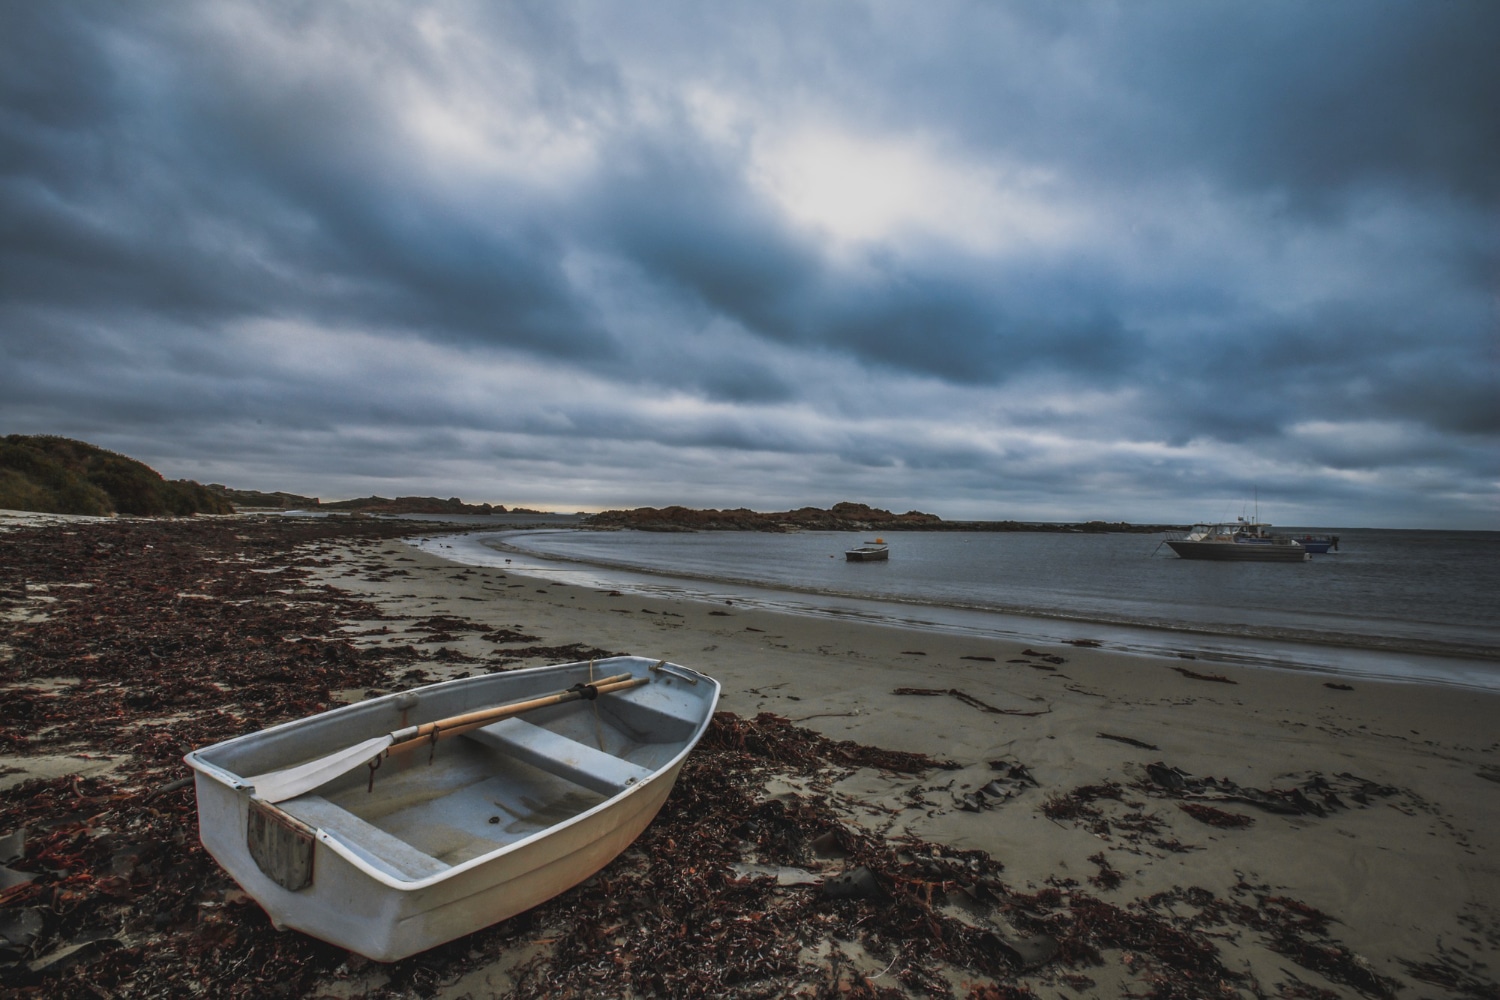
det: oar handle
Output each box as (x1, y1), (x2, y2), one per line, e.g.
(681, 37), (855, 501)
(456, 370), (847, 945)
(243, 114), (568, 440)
(426, 677), (650, 744)
(386, 674), (647, 755)
(390, 672), (632, 743)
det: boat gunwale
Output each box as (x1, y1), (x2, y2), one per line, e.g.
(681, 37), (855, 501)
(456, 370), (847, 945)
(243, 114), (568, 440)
(184, 656), (720, 892)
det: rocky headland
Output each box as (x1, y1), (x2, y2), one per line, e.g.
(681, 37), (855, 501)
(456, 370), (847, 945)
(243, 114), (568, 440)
(586, 501), (1178, 533)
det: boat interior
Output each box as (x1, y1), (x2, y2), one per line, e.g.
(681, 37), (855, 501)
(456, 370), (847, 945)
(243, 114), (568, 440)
(197, 673), (709, 880)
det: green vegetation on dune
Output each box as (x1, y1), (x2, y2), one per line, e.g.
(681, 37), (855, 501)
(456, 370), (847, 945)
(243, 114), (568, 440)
(0, 435), (234, 516)
(202, 485), (320, 509)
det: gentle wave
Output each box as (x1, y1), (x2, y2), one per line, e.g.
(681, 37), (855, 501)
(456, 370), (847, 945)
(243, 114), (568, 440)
(414, 529), (1500, 691)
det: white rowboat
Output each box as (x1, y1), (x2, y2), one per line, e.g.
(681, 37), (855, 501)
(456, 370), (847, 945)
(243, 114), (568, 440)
(184, 656), (720, 961)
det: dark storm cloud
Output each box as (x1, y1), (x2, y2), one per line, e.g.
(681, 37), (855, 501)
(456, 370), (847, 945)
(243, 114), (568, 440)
(183, 80), (613, 357)
(583, 138), (822, 346)
(693, 360), (796, 405)
(581, 135), (1146, 385)
(849, 1), (1500, 213)
(821, 265), (1144, 384)
(1104, 2), (1500, 211)
(0, 2), (1494, 526)
(1, 3), (614, 359)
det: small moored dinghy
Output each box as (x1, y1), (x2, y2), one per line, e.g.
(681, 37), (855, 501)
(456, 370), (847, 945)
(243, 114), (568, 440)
(185, 656), (719, 961)
(844, 538), (890, 562)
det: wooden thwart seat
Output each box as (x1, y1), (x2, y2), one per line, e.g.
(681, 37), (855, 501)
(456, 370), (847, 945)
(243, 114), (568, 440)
(464, 717), (654, 796)
(278, 795), (451, 882)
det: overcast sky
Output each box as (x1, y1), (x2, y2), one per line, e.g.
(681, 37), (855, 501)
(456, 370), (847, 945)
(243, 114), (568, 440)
(3, 2), (1496, 528)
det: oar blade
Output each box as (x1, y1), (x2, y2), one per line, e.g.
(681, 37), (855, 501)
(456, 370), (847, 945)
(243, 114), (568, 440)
(249, 734), (394, 804)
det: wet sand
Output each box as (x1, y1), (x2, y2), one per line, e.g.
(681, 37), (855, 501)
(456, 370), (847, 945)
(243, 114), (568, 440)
(3, 516), (1497, 998)
(315, 535), (1500, 998)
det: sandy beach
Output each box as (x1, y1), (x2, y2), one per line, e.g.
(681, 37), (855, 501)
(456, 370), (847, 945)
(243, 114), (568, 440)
(2, 515), (1497, 998)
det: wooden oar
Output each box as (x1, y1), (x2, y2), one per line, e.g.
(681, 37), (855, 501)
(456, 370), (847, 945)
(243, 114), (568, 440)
(250, 673), (644, 803)
(383, 675), (646, 753)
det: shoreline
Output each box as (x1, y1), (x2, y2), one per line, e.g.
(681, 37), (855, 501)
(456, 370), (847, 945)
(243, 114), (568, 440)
(416, 529), (1500, 692)
(331, 531), (1499, 996)
(3, 514), (1497, 998)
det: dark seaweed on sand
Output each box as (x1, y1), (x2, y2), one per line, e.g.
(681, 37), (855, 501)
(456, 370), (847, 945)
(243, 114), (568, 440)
(0, 518), (1477, 999)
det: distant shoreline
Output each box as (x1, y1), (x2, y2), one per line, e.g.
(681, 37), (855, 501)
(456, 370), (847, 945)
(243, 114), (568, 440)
(583, 502), (1183, 533)
(423, 528), (1500, 689)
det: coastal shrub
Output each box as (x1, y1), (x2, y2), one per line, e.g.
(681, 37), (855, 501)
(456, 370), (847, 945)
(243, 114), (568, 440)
(0, 435), (231, 516)
(162, 478), (235, 516)
(0, 442), (115, 515)
(0, 467), (74, 514)
(83, 452), (168, 514)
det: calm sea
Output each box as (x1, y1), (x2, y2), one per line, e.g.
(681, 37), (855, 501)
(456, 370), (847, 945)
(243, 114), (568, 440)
(414, 527), (1500, 690)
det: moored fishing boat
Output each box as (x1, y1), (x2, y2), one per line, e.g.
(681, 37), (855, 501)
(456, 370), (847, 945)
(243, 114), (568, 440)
(1293, 534), (1340, 554)
(185, 656), (719, 961)
(1164, 519), (1310, 562)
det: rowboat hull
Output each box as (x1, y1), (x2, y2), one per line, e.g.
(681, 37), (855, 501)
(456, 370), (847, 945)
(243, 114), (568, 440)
(185, 657), (719, 961)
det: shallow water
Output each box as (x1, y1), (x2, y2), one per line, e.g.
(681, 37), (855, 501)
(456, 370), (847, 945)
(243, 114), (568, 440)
(417, 527), (1500, 690)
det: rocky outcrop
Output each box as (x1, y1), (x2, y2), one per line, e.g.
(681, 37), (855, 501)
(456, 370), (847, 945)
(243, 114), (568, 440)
(586, 502), (943, 532)
(317, 496), (506, 515)
(586, 504), (1179, 533)
(202, 489), (505, 515)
